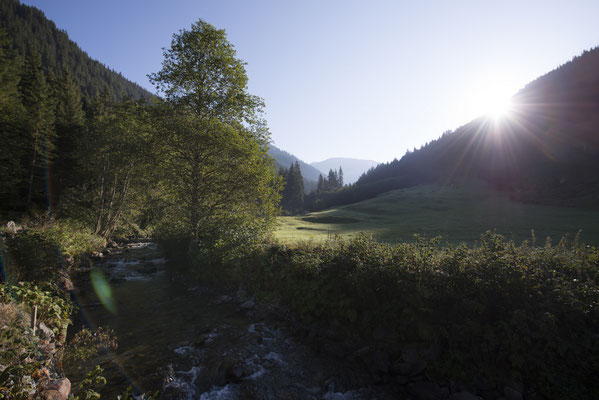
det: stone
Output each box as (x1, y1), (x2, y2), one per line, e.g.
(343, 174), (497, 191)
(40, 390), (65, 400)
(369, 350), (391, 374)
(43, 378), (71, 399)
(353, 346), (370, 358)
(409, 359), (428, 376)
(32, 367), (50, 381)
(396, 375), (410, 385)
(321, 341), (346, 358)
(504, 386), (523, 400)
(240, 299), (255, 310)
(372, 326), (387, 341)
(38, 322), (54, 339)
(527, 392), (546, 400)
(40, 342), (56, 357)
(6, 221), (22, 234)
(230, 365), (244, 380)
(402, 348), (420, 363)
(424, 343), (443, 361)
(248, 332), (263, 344)
(391, 362), (413, 376)
(407, 381), (444, 400)
(450, 391), (482, 400)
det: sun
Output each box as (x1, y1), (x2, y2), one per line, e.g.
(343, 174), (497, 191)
(482, 94), (514, 119)
(461, 76), (518, 122)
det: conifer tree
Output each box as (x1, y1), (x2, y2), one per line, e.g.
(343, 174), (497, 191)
(53, 69), (85, 202)
(317, 174), (325, 193)
(18, 47), (55, 209)
(281, 162), (304, 213)
(0, 28), (26, 212)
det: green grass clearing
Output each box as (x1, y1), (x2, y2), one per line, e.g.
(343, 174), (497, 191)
(274, 182), (599, 246)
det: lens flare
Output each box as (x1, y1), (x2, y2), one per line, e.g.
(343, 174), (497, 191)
(91, 268), (117, 314)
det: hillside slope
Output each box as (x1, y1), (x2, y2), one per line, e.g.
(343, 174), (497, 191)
(0, 0), (152, 100)
(268, 144), (321, 192)
(310, 157), (379, 184)
(276, 182), (599, 245)
(317, 47), (599, 210)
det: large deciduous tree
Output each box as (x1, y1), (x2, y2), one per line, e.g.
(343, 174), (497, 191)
(148, 20), (280, 257)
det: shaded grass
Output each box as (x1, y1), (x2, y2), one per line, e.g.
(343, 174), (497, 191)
(274, 181), (599, 246)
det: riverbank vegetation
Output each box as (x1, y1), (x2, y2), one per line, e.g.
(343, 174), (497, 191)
(0, 218), (105, 398)
(1, 15), (279, 398)
(195, 233), (598, 400)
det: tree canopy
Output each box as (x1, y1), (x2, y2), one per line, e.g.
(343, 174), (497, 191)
(148, 20), (280, 257)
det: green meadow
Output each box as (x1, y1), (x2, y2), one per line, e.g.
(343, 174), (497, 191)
(274, 182), (599, 246)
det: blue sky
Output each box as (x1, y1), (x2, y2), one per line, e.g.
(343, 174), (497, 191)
(23, 0), (599, 163)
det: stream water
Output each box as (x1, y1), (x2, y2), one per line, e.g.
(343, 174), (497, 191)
(67, 242), (397, 400)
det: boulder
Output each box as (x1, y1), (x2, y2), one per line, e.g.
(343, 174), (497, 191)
(40, 390), (64, 400)
(407, 381), (444, 400)
(409, 359), (428, 376)
(402, 348), (420, 363)
(321, 341), (346, 358)
(391, 362), (413, 376)
(240, 299), (255, 310)
(32, 368), (50, 381)
(42, 378), (71, 399)
(504, 386), (523, 400)
(38, 322), (54, 339)
(39, 342), (56, 357)
(450, 391), (482, 400)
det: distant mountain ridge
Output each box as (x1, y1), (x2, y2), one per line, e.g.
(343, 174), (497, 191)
(312, 47), (599, 210)
(310, 157), (379, 184)
(0, 0), (152, 100)
(268, 144), (321, 192)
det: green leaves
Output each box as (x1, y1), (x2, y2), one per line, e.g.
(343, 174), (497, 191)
(243, 233), (599, 400)
(148, 19), (281, 259)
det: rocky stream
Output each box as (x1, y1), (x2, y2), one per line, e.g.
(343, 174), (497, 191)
(66, 242), (504, 400)
(66, 242), (397, 399)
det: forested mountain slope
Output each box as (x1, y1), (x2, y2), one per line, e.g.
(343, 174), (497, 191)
(0, 0), (152, 100)
(268, 144), (320, 192)
(314, 47), (599, 210)
(311, 157), (379, 184)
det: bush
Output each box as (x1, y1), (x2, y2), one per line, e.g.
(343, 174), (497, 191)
(0, 282), (74, 398)
(1, 219), (104, 283)
(243, 232), (599, 400)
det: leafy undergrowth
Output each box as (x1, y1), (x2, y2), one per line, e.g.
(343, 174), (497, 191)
(0, 219), (105, 398)
(0, 282), (73, 397)
(2, 218), (105, 283)
(235, 232), (599, 400)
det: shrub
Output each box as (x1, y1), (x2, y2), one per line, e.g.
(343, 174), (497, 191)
(1, 219), (104, 283)
(243, 232), (599, 400)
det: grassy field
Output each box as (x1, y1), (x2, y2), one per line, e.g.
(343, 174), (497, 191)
(274, 182), (599, 246)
